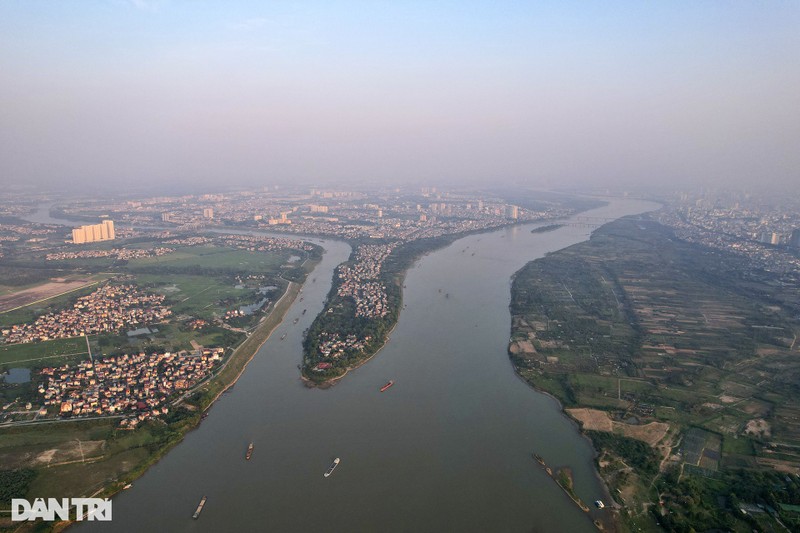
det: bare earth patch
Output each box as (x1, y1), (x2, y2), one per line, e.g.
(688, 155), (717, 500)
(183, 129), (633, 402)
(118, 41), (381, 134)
(567, 408), (669, 446)
(0, 279), (94, 312)
(508, 340), (536, 354)
(567, 408), (613, 432)
(615, 421), (670, 446)
(744, 418), (772, 438)
(33, 449), (58, 466)
(32, 440), (105, 466)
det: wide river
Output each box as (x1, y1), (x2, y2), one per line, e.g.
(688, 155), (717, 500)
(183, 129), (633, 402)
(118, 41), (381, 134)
(78, 198), (657, 532)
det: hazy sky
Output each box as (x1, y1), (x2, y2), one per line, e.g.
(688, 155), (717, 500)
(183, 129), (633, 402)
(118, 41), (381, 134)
(1, 1), (798, 192)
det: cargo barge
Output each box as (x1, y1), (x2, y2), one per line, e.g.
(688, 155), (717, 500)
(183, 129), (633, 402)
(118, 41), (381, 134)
(324, 458), (340, 478)
(192, 496), (207, 519)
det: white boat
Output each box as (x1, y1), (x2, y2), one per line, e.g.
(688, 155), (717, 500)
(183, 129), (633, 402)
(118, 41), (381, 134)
(324, 458), (340, 478)
(594, 500), (605, 509)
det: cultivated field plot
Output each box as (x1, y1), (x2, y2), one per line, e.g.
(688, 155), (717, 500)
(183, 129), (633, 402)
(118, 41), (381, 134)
(682, 427), (721, 472)
(774, 405), (800, 444)
(0, 337), (89, 368)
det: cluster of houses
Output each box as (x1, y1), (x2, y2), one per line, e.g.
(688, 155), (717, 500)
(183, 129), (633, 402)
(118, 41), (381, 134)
(216, 234), (316, 253)
(186, 318), (208, 330)
(223, 309), (246, 320)
(336, 243), (397, 318)
(312, 332), (371, 370)
(163, 236), (213, 246)
(45, 247), (175, 261)
(1, 284), (171, 344)
(38, 348), (224, 423)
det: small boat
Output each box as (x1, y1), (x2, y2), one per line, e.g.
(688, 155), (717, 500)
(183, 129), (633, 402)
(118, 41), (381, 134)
(281, 334), (286, 340)
(246, 442), (254, 460)
(533, 453), (545, 466)
(123, 484), (132, 490)
(594, 500), (605, 509)
(192, 496), (207, 519)
(380, 380), (394, 392)
(300, 297), (304, 302)
(293, 317), (299, 324)
(302, 309), (307, 315)
(324, 458), (340, 478)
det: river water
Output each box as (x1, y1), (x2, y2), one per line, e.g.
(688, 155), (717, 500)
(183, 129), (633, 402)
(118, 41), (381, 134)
(22, 203), (80, 226)
(77, 198), (657, 532)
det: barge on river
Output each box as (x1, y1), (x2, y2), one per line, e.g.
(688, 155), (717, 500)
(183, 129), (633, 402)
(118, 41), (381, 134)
(324, 458), (340, 478)
(192, 496), (207, 519)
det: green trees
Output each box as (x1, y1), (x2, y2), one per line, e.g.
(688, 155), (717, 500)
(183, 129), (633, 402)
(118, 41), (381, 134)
(587, 431), (659, 476)
(0, 469), (36, 505)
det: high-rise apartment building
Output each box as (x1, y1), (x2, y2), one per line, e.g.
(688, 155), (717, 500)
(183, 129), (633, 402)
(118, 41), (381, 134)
(72, 220), (115, 244)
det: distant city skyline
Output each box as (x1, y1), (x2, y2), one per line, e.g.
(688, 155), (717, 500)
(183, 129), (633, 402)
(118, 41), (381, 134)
(1, 1), (798, 193)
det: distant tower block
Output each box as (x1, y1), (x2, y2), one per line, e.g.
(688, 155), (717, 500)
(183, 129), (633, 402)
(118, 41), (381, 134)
(507, 205), (519, 219)
(72, 220), (115, 244)
(203, 208), (214, 219)
(790, 229), (800, 249)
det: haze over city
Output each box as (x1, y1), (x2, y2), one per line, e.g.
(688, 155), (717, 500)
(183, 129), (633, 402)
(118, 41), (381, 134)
(1, 1), (798, 193)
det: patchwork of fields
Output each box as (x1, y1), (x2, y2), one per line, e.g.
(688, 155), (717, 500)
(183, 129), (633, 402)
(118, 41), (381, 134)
(510, 217), (800, 530)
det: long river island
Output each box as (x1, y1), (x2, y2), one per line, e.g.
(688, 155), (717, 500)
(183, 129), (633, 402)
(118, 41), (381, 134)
(78, 197), (658, 533)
